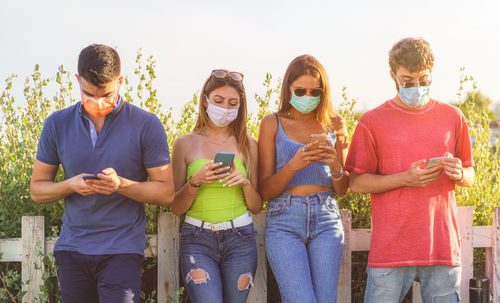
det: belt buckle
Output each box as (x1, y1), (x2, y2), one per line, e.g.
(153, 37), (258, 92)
(211, 222), (219, 232)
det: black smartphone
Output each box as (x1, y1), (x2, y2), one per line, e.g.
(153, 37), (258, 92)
(82, 174), (100, 180)
(213, 152), (235, 175)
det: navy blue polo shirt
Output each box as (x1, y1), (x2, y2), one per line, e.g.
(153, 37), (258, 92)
(36, 97), (170, 255)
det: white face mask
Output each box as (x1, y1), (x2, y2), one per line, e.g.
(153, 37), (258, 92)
(206, 102), (239, 127)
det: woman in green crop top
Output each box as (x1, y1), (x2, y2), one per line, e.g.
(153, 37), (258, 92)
(170, 69), (262, 303)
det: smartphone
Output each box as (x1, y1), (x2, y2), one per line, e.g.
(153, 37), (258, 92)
(426, 157), (447, 169)
(213, 152), (235, 175)
(82, 174), (100, 180)
(309, 134), (329, 145)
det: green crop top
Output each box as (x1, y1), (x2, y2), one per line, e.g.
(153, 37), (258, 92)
(186, 158), (248, 223)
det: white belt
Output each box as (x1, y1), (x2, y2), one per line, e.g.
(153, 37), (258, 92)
(184, 212), (252, 232)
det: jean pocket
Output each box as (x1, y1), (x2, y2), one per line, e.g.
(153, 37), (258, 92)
(234, 223), (255, 239)
(322, 198), (340, 215)
(181, 223), (202, 239)
(266, 200), (287, 218)
(366, 267), (395, 279)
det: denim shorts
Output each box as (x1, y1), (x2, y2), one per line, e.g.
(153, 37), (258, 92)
(265, 191), (344, 303)
(364, 265), (461, 303)
(180, 221), (257, 303)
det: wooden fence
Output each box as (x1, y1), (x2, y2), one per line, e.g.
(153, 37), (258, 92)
(1, 206), (500, 303)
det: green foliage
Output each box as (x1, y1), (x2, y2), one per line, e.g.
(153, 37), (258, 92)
(247, 73), (281, 139)
(454, 69), (500, 226)
(0, 264), (25, 302)
(452, 90), (496, 122)
(0, 52), (496, 302)
(336, 87), (372, 228)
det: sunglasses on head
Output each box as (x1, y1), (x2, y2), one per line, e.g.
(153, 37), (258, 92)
(211, 69), (244, 82)
(292, 87), (323, 97)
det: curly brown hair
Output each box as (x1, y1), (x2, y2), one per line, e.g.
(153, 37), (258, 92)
(389, 38), (434, 73)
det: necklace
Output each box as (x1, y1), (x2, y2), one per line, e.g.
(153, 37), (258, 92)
(287, 111), (314, 123)
(201, 131), (232, 151)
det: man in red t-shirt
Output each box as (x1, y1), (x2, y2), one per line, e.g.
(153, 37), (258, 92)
(345, 37), (474, 303)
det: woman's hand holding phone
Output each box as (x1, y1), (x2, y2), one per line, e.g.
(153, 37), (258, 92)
(218, 162), (250, 187)
(191, 161), (230, 186)
(317, 140), (342, 173)
(287, 141), (324, 171)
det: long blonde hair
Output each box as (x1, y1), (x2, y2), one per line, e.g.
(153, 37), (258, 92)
(193, 71), (252, 178)
(278, 54), (336, 130)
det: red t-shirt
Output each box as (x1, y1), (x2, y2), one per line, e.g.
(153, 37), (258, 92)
(345, 99), (474, 267)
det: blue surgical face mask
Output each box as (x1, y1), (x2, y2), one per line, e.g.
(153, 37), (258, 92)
(290, 92), (321, 114)
(396, 77), (430, 107)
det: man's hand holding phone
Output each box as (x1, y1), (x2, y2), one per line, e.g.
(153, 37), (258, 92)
(83, 168), (122, 195)
(425, 157), (447, 169)
(439, 152), (464, 182)
(403, 159), (443, 187)
(67, 173), (98, 196)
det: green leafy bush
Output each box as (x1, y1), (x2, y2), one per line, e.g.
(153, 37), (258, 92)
(0, 50), (495, 302)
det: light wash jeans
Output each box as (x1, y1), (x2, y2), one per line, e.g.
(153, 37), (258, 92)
(265, 191), (344, 303)
(180, 222), (257, 303)
(364, 265), (461, 303)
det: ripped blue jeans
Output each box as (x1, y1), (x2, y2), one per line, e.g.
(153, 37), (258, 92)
(265, 191), (344, 303)
(180, 222), (257, 303)
(364, 265), (461, 303)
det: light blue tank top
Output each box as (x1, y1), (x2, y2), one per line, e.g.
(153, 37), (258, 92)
(275, 114), (335, 188)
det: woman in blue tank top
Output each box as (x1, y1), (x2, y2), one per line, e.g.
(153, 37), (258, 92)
(258, 55), (349, 303)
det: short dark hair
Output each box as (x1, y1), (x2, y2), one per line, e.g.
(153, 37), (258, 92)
(389, 38), (434, 73)
(78, 44), (121, 87)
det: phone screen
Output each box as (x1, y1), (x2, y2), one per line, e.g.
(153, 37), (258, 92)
(426, 157), (447, 169)
(309, 133), (336, 146)
(309, 134), (328, 144)
(82, 175), (99, 180)
(213, 152), (235, 175)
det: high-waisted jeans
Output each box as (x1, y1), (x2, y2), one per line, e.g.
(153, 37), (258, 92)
(265, 191), (344, 303)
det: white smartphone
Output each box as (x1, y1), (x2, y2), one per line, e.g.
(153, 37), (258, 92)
(426, 157), (447, 169)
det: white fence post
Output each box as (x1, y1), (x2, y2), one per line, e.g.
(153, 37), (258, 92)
(493, 207), (500, 303)
(248, 212), (267, 302)
(338, 210), (352, 303)
(157, 212), (180, 302)
(459, 206), (474, 303)
(21, 216), (44, 303)
(0, 206), (495, 302)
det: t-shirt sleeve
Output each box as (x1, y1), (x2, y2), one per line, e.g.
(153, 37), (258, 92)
(345, 120), (379, 174)
(455, 112), (474, 167)
(36, 115), (60, 166)
(142, 115), (171, 168)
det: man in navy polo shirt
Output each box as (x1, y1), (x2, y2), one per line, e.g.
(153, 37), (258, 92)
(30, 44), (174, 303)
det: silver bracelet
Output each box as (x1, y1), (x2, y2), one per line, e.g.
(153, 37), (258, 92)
(332, 165), (344, 181)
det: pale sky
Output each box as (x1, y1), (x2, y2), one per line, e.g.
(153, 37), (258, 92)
(1, 0), (499, 116)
